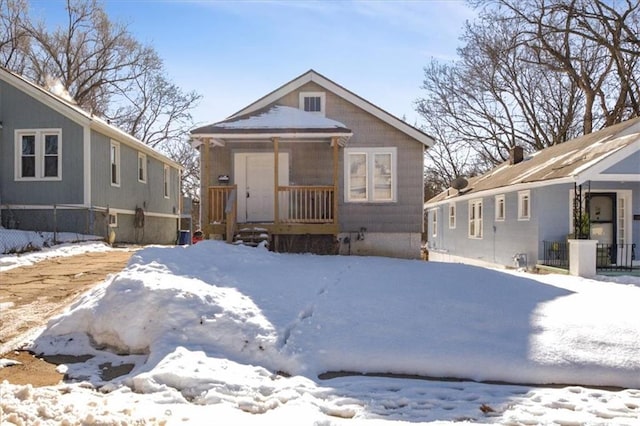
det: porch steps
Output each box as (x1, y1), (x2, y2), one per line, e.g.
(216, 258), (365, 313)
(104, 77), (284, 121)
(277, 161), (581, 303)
(233, 227), (270, 248)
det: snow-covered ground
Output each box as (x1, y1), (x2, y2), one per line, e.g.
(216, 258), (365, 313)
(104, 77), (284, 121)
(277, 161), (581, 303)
(2, 240), (640, 425)
(0, 227), (105, 271)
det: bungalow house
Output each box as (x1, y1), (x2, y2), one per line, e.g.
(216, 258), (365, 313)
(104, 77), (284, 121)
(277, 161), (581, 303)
(0, 66), (182, 245)
(190, 70), (434, 258)
(424, 117), (640, 275)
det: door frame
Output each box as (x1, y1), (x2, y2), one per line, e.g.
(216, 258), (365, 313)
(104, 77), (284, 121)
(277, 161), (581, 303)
(234, 152), (289, 222)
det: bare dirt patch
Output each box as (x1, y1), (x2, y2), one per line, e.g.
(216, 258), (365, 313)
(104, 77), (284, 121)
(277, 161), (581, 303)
(0, 249), (135, 386)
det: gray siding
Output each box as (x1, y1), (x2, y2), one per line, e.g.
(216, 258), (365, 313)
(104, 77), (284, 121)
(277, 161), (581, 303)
(429, 180), (640, 268)
(602, 151), (640, 174)
(91, 130), (180, 215)
(201, 82), (425, 235)
(281, 82), (425, 234)
(0, 80), (85, 206)
(428, 192), (540, 268)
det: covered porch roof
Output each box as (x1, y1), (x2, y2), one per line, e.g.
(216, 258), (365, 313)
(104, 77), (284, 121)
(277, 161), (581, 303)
(191, 105), (353, 147)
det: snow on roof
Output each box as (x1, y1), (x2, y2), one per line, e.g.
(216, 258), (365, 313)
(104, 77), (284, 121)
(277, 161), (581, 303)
(218, 105), (348, 130)
(426, 117), (640, 205)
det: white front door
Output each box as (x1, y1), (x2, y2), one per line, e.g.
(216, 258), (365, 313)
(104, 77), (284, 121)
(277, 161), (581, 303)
(235, 153), (289, 222)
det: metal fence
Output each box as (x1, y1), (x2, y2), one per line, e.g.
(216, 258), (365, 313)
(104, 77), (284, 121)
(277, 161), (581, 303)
(542, 240), (636, 272)
(542, 240), (569, 270)
(596, 243), (636, 272)
(0, 205), (109, 254)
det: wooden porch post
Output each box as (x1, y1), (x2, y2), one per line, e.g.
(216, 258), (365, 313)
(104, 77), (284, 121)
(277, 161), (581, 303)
(201, 139), (211, 237)
(273, 137), (280, 251)
(332, 137), (339, 225)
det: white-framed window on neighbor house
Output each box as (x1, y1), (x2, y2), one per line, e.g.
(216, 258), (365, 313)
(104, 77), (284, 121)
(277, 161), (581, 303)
(110, 141), (120, 187)
(449, 203), (456, 229)
(299, 91), (325, 115)
(518, 190), (530, 220)
(108, 213), (118, 228)
(344, 147), (396, 203)
(468, 199), (483, 239)
(495, 194), (505, 221)
(432, 209), (438, 237)
(14, 129), (62, 180)
(163, 164), (170, 198)
(138, 152), (147, 183)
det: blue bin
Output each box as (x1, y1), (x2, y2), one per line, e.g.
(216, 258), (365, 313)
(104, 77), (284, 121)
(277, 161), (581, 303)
(178, 230), (190, 245)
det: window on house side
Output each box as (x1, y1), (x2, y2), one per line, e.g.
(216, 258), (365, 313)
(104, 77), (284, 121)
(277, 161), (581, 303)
(518, 191), (530, 220)
(108, 213), (118, 227)
(15, 130), (61, 180)
(138, 152), (147, 183)
(449, 204), (456, 229)
(163, 164), (170, 198)
(432, 209), (438, 237)
(495, 194), (505, 221)
(469, 199), (483, 239)
(345, 148), (396, 203)
(110, 141), (120, 187)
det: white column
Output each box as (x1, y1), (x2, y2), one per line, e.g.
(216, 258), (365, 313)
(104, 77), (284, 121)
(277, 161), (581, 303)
(568, 239), (597, 277)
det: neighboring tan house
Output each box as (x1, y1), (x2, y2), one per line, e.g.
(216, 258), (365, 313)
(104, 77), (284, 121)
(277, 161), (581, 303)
(190, 69), (434, 258)
(0, 66), (182, 244)
(425, 117), (640, 275)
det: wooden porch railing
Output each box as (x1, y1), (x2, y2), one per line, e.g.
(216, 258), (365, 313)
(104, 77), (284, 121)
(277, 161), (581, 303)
(278, 185), (335, 223)
(208, 184), (336, 226)
(208, 185), (237, 224)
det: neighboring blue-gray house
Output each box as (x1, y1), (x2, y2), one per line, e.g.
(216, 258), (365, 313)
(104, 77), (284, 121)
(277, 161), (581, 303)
(425, 118), (640, 273)
(0, 66), (182, 244)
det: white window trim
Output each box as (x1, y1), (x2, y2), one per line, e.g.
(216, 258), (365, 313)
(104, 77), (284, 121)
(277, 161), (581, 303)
(518, 190), (531, 221)
(299, 91), (326, 115)
(163, 164), (170, 199)
(432, 208), (438, 237)
(468, 199), (483, 239)
(344, 147), (397, 203)
(110, 140), (121, 187)
(108, 213), (118, 228)
(495, 194), (505, 221)
(14, 129), (62, 181)
(448, 203), (456, 229)
(138, 152), (147, 183)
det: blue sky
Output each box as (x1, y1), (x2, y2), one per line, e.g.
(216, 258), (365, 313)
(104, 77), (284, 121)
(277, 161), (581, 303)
(31, 0), (475, 128)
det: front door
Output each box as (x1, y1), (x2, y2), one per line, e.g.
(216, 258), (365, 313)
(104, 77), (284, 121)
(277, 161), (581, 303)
(588, 193), (616, 263)
(235, 153), (289, 222)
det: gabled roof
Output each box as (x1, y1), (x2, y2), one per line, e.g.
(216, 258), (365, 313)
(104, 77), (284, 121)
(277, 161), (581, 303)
(425, 117), (640, 207)
(202, 69), (434, 147)
(0, 66), (181, 170)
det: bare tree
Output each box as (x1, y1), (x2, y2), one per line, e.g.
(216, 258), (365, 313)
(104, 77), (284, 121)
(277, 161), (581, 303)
(419, 0), (639, 191)
(14, 0), (202, 197)
(24, 0), (145, 115)
(0, 0), (30, 72)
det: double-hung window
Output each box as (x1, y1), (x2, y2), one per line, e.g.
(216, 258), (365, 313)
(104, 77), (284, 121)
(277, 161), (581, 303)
(163, 164), (170, 198)
(518, 190), (530, 220)
(448, 203), (456, 229)
(432, 209), (438, 237)
(344, 147), (396, 203)
(138, 152), (147, 183)
(15, 129), (62, 180)
(110, 141), (120, 187)
(468, 199), (483, 239)
(495, 194), (505, 221)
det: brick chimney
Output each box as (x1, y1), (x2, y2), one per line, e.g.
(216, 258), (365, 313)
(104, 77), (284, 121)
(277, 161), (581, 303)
(509, 145), (524, 165)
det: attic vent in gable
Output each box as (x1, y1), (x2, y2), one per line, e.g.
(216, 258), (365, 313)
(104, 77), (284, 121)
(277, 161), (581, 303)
(299, 92), (325, 115)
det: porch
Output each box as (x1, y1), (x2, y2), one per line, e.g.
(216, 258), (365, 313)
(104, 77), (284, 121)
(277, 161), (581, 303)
(206, 184), (339, 241)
